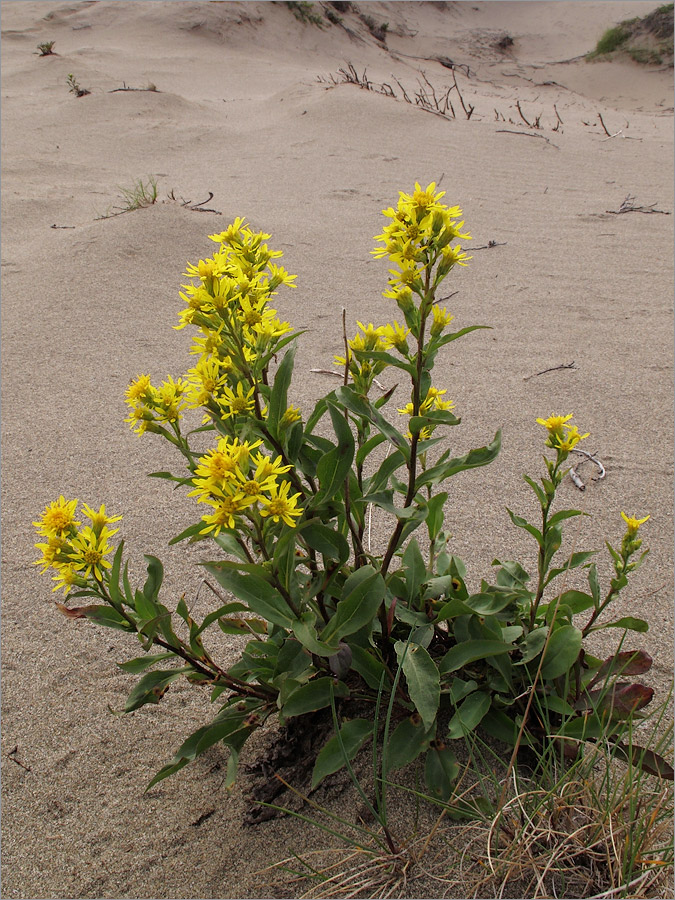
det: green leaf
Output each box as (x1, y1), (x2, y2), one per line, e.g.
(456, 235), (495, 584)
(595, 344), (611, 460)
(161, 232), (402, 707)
(523, 474), (547, 509)
(515, 626), (548, 665)
(142, 555), (164, 604)
(351, 347), (416, 376)
(292, 611), (340, 657)
(124, 667), (190, 712)
(311, 718), (372, 788)
(506, 508), (543, 547)
(591, 617), (649, 634)
(447, 691), (491, 739)
(395, 641), (440, 731)
(408, 408), (461, 435)
(385, 715), (434, 773)
(267, 344), (296, 434)
(311, 400), (355, 504)
(79, 605), (136, 632)
(301, 520), (350, 564)
(335, 385), (410, 461)
(350, 645), (390, 690)
(439, 640), (512, 675)
(321, 566), (386, 643)
(544, 551), (597, 587)
(433, 324), (491, 348)
(402, 538), (427, 606)
(282, 677), (349, 718)
(426, 492), (447, 542)
(424, 745), (459, 801)
(168, 521), (208, 546)
(117, 652), (175, 674)
(547, 509), (587, 528)
(539, 625), (582, 680)
(464, 592), (515, 616)
(204, 565), (295, 628)
(416, 430), (501, 488)
(588, 563), (600, 607)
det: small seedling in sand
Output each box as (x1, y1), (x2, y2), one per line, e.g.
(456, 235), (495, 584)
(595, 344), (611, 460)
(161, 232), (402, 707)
(35, 41), (56, 56)
(96, 176), (159, 219)
(66, 73), (90, 97)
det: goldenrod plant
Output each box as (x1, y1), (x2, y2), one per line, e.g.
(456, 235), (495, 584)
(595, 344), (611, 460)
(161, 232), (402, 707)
(34, 184), (670, 797)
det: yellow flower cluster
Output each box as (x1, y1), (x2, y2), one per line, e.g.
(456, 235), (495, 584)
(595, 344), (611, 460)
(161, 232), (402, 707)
(33, 497), (121, 594)
(124, 374), (189, 435)
(372, 182), (471, 308)
(188, 437), (302, 534)
(124, 220), (298, 434)
(398, 386), (455, 440)
(536, 413), (589, 455)
(334, 320), (410, 394)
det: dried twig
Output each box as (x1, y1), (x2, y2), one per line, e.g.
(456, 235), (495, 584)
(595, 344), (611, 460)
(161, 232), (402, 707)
(571, 447), (606, 481)
(516, 100), (539, 129)
(523, 361), (577, 381)
(597, 111), (612, 137)
(50, 224), (75, 229)
(464, 240), (507, 251)
(495, 130), (559, 149)
(606, 195), (670, 215)
(7, 746), (31, 773)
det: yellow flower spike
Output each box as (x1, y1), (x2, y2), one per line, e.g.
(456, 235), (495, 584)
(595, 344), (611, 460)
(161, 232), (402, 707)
(621, 512), (650, 535)
(34, 535), (67, 573)
(379, 321), (410, 353)
(280, 406), (302, 427)
(33, 496), (80, 537)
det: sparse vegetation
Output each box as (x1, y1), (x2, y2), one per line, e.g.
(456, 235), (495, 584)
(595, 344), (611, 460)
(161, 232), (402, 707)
(324, 8), (342, 26)
(66, 73), (90, 97)
(587, 4), (674, 63)
(286, 1), (325, 27)
(35, 41), (56, 56)
(359, 12), (388, 42)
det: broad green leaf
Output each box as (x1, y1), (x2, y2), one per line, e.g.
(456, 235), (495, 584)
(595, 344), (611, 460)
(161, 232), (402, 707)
(523, 474), (546, 509)
(204, 565), (295, 628)
(515, 626), (548, 665)
(142, 555), (164, 604)
(547, 509), (587, 528)
(169, 521), (208, 546)
(439, 640), (512, 675)
(424, 745), (459, 801)
(267, 344), (296, 434)
(293, 611), (340, 657)
(124, 667), (191, 712)
(385, 715), (435, 773)
(426, 492), (448, 541)
(395, 641), (440, 731)
(448, 677), (478, 703)
(350, 645), (390, 690)
(351, 347), (416, 376)
(311, 718), (372, 788)
(282, 677), (349, 718)
(72, 605), (136, 632)
(464, 592), (515, 616)
(408, 408), (461, 435)
(539, 625), (582, 680)
(321, 566), (385, 643)
(361, 490), (419, 520)
(447, 691), (491, 739)
(311, 400), (355, 504)
(301, 520), (350, 564)
(402, 538), (427, 606)
(433, 324), (491, 348)
(588, 563), (600, 606)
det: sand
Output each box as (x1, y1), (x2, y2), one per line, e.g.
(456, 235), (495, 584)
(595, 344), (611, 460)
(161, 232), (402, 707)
(1, 2), (673, 898)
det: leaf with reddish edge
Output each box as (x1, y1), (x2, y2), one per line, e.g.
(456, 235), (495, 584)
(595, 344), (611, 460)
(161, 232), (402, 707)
(575, 681), (654, 717)
(588, 649), (653, 688)
(612, 741), (674, 781)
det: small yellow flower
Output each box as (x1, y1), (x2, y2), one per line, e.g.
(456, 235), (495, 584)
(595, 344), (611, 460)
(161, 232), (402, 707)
(33, 496), (80, 537)
(537, 414), (574, 437)
(67, 526), (114, 581)
(125, 374), (154, 405)
(621, 512), (650, 535)
(51, 564), (83, 595)
(259, 480), (302, 527)
(430, 305), (454, 336)
(81, 503), (122, 536)
(218, 382), (256, 418)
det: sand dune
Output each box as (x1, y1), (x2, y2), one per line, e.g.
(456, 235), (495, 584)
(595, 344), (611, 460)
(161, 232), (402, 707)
(2, 2), (673, 897)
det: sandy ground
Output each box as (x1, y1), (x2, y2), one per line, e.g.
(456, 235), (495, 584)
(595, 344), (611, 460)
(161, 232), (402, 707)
(1, 2), (673, 898)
